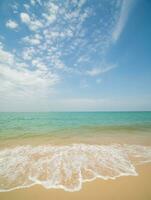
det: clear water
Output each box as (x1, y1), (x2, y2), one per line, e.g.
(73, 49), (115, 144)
(0, 112), (151, 192)
(0, 112), (151, 139)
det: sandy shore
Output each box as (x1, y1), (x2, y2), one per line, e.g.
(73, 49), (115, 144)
(0, 163), (151, 200)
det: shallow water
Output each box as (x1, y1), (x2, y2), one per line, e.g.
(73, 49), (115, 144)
(0, 112), (151, 139)
(0, 112), (151, 192)
(0, 144), (151, 192)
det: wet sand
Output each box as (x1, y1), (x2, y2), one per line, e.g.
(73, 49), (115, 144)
(1, 130), (151, 149)
(0, 163), (151, 200)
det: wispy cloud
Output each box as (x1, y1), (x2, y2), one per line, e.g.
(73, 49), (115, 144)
(112, 0), (134, 42)
(0, 0), (135, 110)
(22, 34), (42, 45)
(0, 43), (59, 105)
(18, 0), (122, 76)
(86, 64), (117, 76)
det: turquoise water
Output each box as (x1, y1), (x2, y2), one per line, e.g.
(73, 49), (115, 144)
(0, 112), (151, 192)
(0, 112), (151, 139)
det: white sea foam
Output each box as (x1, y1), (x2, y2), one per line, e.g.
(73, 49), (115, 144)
(0, 144), (151, 192)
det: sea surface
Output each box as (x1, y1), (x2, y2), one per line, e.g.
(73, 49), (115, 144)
(0, 112), (151, 192)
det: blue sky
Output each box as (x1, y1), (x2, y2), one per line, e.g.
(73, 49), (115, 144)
(0, 0), (151, 111)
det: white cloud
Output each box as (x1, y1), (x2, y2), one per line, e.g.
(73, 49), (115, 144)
(18, 1), (124, 77)
(29, 19), (43, 31)
(0, 46), (14, 65)
(20, 12), (43, 31)
(112, 0), (134, 42)
(22, 35), (41, 45)
(50, 55), (65, 69)
(22, 47), (35, 60)
(42, 13), (57, 24)
(20, 12), (30, 23)
(87, 64), (117, 76)
(0, 64), (58, 88)
(0, 46), (63, 111)
(43, 2), (58, 24)
(6, 19), (18, 29)
(0, 41), (60, 111)
(1, 0), (136, 111)
(32, 59), (47, 70)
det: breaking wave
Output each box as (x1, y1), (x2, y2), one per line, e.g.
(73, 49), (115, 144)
(0, 144), (151, 192)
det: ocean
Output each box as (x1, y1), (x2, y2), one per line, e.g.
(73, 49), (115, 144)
(0, 112), (151, 192)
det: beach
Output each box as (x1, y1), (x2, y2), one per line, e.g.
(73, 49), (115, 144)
(0, 163), (151, 200)
(1, 0), (151, 199)
(0, 112), (151, 199)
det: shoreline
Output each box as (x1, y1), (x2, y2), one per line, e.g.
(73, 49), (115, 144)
(0, 163), (151, 200)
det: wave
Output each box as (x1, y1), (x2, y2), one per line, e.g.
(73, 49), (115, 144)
(0, 144), (151, 192)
